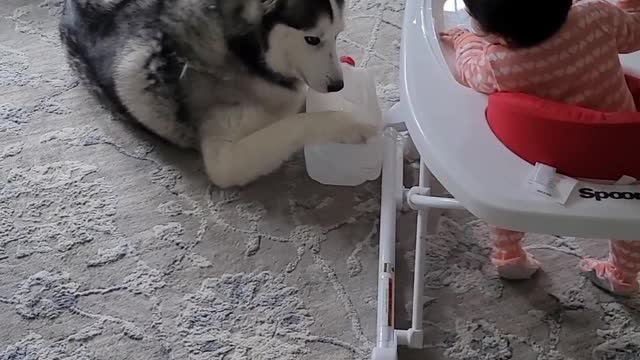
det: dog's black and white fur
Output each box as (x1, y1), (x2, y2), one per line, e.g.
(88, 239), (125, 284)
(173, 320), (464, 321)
(59, 0), (377, 187)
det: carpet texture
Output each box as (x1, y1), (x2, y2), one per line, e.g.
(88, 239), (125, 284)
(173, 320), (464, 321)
(1, 0), (640, 359)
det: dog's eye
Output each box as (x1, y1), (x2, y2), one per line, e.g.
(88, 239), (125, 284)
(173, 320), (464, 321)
(304, 36), (321, 46)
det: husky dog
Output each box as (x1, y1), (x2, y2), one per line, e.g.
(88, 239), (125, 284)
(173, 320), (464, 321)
(59, 0), (377, 188)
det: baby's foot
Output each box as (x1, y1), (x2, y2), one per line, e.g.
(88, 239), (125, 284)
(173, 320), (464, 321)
(579, 259), (639, 297)
(492, 251), (540, 280)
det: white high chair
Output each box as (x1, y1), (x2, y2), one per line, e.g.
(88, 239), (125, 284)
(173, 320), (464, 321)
(371, 0), (640, 358)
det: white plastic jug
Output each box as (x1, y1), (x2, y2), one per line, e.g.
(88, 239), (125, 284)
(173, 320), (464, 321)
(304, 57), (384, 186)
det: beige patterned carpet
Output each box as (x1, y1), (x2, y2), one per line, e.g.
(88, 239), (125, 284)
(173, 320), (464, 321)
(1, 0), (639, 359)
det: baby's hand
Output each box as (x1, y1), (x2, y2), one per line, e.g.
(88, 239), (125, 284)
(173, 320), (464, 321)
(439, 27), (469, 45)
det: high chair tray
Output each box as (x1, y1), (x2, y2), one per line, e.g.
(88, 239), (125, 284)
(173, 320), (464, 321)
(399, 0), (640, 240)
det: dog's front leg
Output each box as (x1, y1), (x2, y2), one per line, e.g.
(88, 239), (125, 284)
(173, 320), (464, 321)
(201, 109), (378, 188)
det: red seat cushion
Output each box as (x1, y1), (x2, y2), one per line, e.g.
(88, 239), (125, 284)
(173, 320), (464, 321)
(486, 75), (640, 180)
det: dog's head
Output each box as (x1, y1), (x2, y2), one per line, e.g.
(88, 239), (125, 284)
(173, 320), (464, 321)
(262, 0), (346, 93)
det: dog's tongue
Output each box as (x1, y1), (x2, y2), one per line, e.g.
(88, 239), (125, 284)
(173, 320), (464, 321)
(340, 56), (356, 66)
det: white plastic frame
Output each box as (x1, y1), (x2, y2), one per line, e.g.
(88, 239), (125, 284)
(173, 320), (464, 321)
(371, 0), (640, 358)
(372, 112), (466, 360)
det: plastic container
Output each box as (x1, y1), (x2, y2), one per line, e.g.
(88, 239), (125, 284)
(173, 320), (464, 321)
(304, 57), (384, 186)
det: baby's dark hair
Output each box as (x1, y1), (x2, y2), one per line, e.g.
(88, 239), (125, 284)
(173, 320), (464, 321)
(463, 0), (573, 48)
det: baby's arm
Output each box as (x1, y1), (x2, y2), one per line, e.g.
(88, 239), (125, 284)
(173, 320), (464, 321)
(619, 0), (640, 12)
(442, 28), (499, 94)
(601, 0), (640, 53)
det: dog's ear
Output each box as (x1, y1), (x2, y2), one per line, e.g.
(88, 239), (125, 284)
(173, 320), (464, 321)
(218, 0), (264, 35)
(228, 0), (263, 25)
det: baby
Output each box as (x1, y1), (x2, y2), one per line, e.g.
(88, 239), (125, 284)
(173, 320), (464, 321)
(441, 0), (640, 296)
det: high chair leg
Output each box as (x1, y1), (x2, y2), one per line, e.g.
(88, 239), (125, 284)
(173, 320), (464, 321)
(383, 102), (419, 161)
(372, 127), (403, 360)
(373, 106), (465, 359)
(403, 162), (431, 348)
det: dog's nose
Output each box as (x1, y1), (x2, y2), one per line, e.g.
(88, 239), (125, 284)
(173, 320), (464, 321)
(327, 80), (344, 93)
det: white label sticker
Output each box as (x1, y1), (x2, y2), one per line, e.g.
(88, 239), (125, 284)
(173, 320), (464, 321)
(525, 163), (579, 204)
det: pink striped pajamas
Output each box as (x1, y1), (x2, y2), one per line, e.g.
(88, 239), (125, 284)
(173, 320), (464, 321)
(446, 0), (640, 295)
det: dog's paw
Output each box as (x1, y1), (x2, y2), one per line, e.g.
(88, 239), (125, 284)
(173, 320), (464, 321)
(321, 111), (380, 144)
(165, 124), (198, 149)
